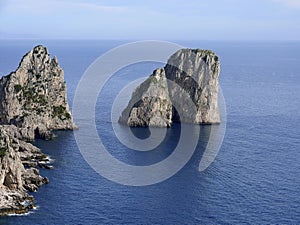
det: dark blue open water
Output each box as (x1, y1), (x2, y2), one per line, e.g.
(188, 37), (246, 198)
(0, 40), (299, 224)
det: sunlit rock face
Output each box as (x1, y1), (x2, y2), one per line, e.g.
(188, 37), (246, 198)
(0, 45), (76, 139)
(0, 45), (75, 215)
(119, 49), (220, 127)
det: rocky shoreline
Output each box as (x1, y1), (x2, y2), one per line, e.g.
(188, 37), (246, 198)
(0, 125), (51, 216)
(0, 188), (36, 216)
(0, 46), (76, 216)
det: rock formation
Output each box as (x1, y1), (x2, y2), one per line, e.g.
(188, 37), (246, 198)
(119, 68), (172, 127)
(0, 45), (76, 139)
(119, 49), (220, 127)
(0, 45), (75, 216)
(0, 125), (49, 215)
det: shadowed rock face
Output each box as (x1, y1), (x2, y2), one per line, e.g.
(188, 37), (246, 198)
(119, 49), (220, 127)
(0, 45), (76, 139)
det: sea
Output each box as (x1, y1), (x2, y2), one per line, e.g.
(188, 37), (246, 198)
(0, 40), (299, 224)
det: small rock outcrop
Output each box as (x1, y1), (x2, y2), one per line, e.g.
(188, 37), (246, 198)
(0, 45), (75, 216)
(119, 49), (221, 127)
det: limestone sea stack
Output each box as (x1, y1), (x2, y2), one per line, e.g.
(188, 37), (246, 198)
(119, 49), (221, 127)
(0, 45), (76, 216)
(0, 45), (76, 139)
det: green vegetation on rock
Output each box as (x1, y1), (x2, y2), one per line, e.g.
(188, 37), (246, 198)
(23, 90), (34, 99)
(14, 84), (23, 93)
(149, 76), (158, 83)
(0, 147), (7, 158)
(53, 105), (71, 120)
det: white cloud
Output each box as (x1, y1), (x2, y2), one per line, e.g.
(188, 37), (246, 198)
(1, 0), (300, 40)
(1, 0), (128, 15)
(273, 0), (300, 8)
(0, 0), (132, 39)
(67, 1), (128, 13)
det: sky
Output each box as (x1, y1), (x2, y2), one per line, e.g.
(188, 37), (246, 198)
(0, 0), (300, 40)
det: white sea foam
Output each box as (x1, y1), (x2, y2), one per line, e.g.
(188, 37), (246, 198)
(45, 156), (55, 163)
(7, 205), (39, 217)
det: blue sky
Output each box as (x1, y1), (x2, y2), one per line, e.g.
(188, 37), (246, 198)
(0, 0), (300, 40)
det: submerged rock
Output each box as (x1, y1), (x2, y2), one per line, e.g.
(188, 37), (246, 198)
(119, 49), (221, 127)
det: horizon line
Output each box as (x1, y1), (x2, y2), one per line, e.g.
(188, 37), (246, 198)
(1, 38), (300, 42)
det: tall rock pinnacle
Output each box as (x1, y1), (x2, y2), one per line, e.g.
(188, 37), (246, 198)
(0, 45), (76, 215)
(0, 45), (76, 138)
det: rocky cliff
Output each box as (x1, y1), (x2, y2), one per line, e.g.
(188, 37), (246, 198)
(0, 125), (49, 215)
(119, 49), (220, 127)
(0, 45), (76, 139)
(0, 45), (75, 216)
(119, 68), (172, 127)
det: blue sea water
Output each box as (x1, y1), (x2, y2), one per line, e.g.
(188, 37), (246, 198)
(0, 40), (299, 224)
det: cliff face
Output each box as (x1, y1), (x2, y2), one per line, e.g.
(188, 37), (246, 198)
(0, 127), (25, 192)
(0, 125), (49, 215)
(119, 68), (173, 127)
(0, 45), (76, 139)
(119, 49), (220, 127)
(0, 45), (75, 216)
